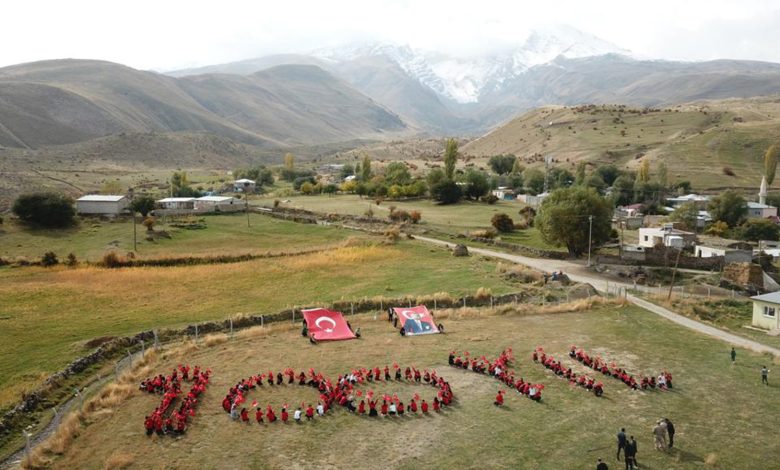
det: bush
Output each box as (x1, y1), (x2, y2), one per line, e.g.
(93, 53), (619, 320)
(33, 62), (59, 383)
(102, 252), (125, 268)
(484, 194), (499, 204)
(389, 209), (411, 223)
(384, 226), (401, 243)
(723, 166), (736, 176)
(470, 229), (497, 239)
(409, 210), (422, 224)
(65, 253), (78, 267)
(273, 199), (281, 208)
(737, 219), (780, 242)
(491, 213), (515, 233)
(12, 192), (75, 228)
(431, 179), (462, 204)
(41, 251), (59, 267)
(705, 220), (729, 237)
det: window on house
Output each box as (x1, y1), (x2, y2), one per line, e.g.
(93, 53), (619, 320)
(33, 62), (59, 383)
(644, 236), (649, 242)
(764, 306), (776, 318)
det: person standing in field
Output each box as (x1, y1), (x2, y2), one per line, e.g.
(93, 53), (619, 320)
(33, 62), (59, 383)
(731, 347), (736, 364)
(665, 418), (675, 448)
(761, 366), (769, 385)
(596, 458), (609, 470)
(624, 436), (637, 470)
(616, 428), (627, 460)
(653, 420), (667, 451)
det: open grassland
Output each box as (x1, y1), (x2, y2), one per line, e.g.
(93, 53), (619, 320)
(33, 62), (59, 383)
(39, 304), (780, 469)
(257, 194), (559, 250)
(0, 239), (519, 410)
(0, 212), (358, 262)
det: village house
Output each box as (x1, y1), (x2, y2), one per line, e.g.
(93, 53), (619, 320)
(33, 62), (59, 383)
(75, 195), (129, 216)
(491, 187), (516, 201)
(694, 245), (752, 263)
(666, 193), (711, 209)
(750, 291), (780, 331)
(194, 196), (242, 213)
(517, 192), (549, 208)
(157, 197), (196, 211)
(638, 225), (696, 249)
(746, 201), (778, 219)
(233, 179), (256, 193)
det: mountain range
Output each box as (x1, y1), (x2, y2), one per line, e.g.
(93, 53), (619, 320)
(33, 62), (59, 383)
(3, 25), (780, 153)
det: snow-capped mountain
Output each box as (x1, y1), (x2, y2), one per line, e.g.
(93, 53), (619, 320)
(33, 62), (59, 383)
(312, 25), (630, 103)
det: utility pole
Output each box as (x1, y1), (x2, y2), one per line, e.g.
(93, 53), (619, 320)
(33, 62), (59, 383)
(667, 247), (683, 301)
(619, 218), (625, 259)
(543, 155), (553, 194)
(245, 193), (250, 228)
(587, 215), (594, 267)
(128, 188), (137, 252)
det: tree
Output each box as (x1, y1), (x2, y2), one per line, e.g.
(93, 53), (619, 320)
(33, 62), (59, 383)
(705, 220), (729, 237)
(511, 159), (525, 175)
(611, 175), (635, 206)
(431, 179), (462, 204)
(548, 168), (574, 189)
(41, 251), (59, 267)
(300, 181), (315, 195)
(765, 144), (780, 186)
(637, 160), (650, 184)
(384, 162), (412, 186)
(13, 193), (75, 228)
(293, 175), (316, 190)
(461, 170), (490, 200)
(522, 168), (545, 195)
(708, 190), (747, 228)
(536, 187), (612, 256)
(322, 183), (338, 195)
(426, 168), (446, 189)
(284, 153), (295, 171)
(595, 164), (620, 186)
(361, 154), (372, 182)
(130, 195), (156, 217)
(583, 174), (607, 194)
(738, 219), (780, 242)
(491, 213), (515, 232)
(339, 164), (355, 180)
(171, 171), (189, 192)
(575, 162), (587, 185)
(668, 202), (698, 231)
(488, 154), (516, 175)
(444, 138), (458, 180)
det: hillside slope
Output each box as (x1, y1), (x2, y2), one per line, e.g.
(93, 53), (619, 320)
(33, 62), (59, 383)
(462, 96), (780, 189)
(0, 59), (407, 149)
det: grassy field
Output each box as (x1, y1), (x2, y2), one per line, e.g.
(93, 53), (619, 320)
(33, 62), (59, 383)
(0, 212), (358, 262)
(41, 303), (780, 469)
(256, 194), (559, 250)
(0, 234), (521, 410)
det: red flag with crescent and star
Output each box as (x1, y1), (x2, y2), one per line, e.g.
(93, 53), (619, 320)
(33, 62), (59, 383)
(302, 308), (356, 341)
(392, 305), (439, 336)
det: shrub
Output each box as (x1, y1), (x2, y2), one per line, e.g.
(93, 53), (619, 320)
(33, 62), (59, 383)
(102, 252), (125, 268)
(12, 192), (75, 227)
(65, 253), (78, 267)
(129, 195), (155, 217)
(41, 251), (59, 267)
(273, 199), (281, 208)
(384, 226), (401, 243)
(431, 179), (462, 204)
(409, 210), (422, 224)
(491, 213), (515, 233)
(470, 229), (497, 239)
(705, 220), (729, 237)
(722, 166), (736, 176)
(364, 206), (374, 218)
(484, 194), (499, 204)
(142, 216), (155, 232)
(388, 209), (411, 223)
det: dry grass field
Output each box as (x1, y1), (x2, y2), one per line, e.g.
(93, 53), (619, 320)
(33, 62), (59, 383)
(28, 302), (780, 469)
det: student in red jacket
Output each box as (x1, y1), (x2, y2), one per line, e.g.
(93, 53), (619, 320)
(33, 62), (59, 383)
(305, 405), (315, 420)
(494, 391), (504, 406)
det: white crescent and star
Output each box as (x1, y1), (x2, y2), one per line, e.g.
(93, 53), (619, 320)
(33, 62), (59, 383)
(314, 316), (337, 333)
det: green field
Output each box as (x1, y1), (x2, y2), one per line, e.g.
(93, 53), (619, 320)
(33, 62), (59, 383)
(44, 304), (780, 469)
(0, 212), (357, 262)
(0, 219), (521, 410)
(256, 194), (559, 250)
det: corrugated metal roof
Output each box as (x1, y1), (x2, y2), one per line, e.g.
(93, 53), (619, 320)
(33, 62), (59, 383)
(196, 196), (236, 202)
(751, 291), (780, 303)
(157, 197), (196, 203)
(77, 195), (126, 202)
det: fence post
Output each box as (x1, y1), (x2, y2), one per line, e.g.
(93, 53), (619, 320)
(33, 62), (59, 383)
(140, 339), (145, 356)
(115, 362), (120, 379)
(261, 315), (264, 328)
(380, 299), (383, 311)
(490, 296), (494, 309)
(24, 432), (31, 463)
(463, 296), (466, 308)
(433, 298), (437, 310)
(195, 324), (199, 342)
(127, 350), (133, 367)
(229, 317), (234, 337)
(708, 287), (711, 299)
(153, 330), (160, 349)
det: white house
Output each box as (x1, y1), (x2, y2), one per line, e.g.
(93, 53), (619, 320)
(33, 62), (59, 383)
(157, 197), (196, 210)
(694, 245), (752, 263)
(638, 225), (696, 249)
(492, 187), (516, 200)
(233, 179), (256, 193)
(75, 195), (129, 215)
(746, 201), (778, 219)
(750, 291), (780, 330)
(194, 196), (242, 212)
(517, 192), (549, 208)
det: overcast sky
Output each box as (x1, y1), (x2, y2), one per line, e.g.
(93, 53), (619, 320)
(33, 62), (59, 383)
(3, 0), (780, 70)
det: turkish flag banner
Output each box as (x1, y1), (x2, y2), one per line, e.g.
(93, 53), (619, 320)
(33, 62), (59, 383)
(393, 305), (439, 336)
(302, 308), (356, 341)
